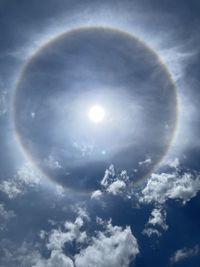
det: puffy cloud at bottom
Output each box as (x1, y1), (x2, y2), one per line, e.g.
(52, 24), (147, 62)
(74, 223), (139, 267)
(32, 219), (139, 267)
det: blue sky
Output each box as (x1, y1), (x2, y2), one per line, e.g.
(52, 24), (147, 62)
(0, 1), (200, 267)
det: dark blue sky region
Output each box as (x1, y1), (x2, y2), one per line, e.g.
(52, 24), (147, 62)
(0, 1), (200, 267)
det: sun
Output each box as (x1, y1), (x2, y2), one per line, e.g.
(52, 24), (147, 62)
(88, 105), (105, 123)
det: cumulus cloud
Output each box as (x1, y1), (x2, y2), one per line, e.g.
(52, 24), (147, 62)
(0, 209), (139, 267)
(167, 158), (180, 169)
(170, 245), (200, 264)
(74, 221), (139, 267)
(0, 162), (42, 199)
(91, 190), (103, 200)
(46, 217), (87, 251)
(147, 208), (168, 230)
(35, 216), (139, 267)
(0, 180), (22, 199)
(106, 180), (126, 195)
(91, 165), (131, 199)
(101, 164), (116, 187)
(143, 208), (168, 237)
(139, 170), (200, 205)
(92, 159), (200, 206)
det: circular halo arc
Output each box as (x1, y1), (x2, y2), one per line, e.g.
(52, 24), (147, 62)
(12, 26), (179, 193)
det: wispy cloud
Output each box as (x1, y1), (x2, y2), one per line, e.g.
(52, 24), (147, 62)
(0, 204), (15, 231)
(170, 245), (200, 264)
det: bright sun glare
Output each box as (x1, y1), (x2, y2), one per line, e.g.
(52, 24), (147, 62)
(88, 105), (105, 123)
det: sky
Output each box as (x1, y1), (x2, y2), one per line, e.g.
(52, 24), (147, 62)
(0, 1), (200, 267)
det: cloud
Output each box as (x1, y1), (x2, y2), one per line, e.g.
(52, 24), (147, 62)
(55, 185), (65, 197)
(147, 208), (168, 230)
(46, 217), (87, 251)
(17, 162), (42, 185)
(143, 208), (168, 237)
(92, 160), (200, 206)
(35, 216), (139, 267)
(100, 164), (116, 187)
(167, 158), (180, 169)
(75, 206), (90, 222)
(91, 190), (103, 200)
(32, 250), (74, 267)
(170, 245), (200, 264)
(0, 90), (7, 116)
(158, 45), (196, 82)
(106, 180), (126, 195)
(1, 241), (74, 267)
(45, 154), (62, 170)
(0, 204), (15, 231)
(0, 180), (22, 199)
(0, 162), (42, 199)
(139, 170), (200, 205)
(74, 221), (139, 267)
(0, 208), (139, 267)
(139, 157), (152, 167)
(91, 165), (131, 199)
(0, 241), (41, 267)
(142, 228), (161, 238)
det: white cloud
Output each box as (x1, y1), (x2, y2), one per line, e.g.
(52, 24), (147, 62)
(2, 215), (138, 267)
(139, 157), (152, 166)
(56, 185), (65, 197)
(167, 158), (180, 169)
(93, 165), (131, 199)
(46, 217), (86, 251)
(142, 227), (161, 237)
(143, 208), (168, 237)
(75, 207), (90, 222)
(139, 171), (200, 205)
(0, 204), (15, 221)
(147, 208), (168, 231)
(32, 250), (74, 267)
(170, 245), (200, 264)
(17, 162), (42, 185)
(74, 221), (139, 267)
(106, 180), (126, 195)
(0, 180), (22, 199)
(101, 164), (115, 187)
(91, 190), (103, 200)
(0, 162), (42, 199)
